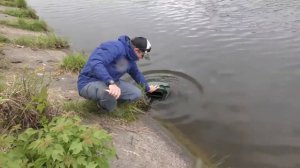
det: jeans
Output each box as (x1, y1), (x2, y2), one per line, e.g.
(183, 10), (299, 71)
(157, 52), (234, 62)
(79, 80), (142, 112)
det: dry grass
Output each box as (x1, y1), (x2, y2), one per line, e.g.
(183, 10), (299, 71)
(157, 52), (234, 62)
(0, 71), (58, 133)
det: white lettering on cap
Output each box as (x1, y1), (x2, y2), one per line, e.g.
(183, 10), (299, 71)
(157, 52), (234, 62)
(146, 39), (151, 52)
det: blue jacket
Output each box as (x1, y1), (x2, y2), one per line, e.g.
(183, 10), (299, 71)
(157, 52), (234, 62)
(77, 35), (150, 93)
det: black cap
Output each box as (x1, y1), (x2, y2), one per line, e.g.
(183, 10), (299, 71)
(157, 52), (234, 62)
(131, 37), (152, 53)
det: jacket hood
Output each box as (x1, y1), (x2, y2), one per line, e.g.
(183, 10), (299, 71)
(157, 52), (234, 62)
(118, 35), (138, 61)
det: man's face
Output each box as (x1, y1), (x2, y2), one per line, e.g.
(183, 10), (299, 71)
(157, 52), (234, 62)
(134, 48), (144, 60)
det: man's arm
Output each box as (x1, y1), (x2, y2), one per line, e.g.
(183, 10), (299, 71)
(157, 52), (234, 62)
(89, 43), (119, 85)
(128, 62), (150, 92)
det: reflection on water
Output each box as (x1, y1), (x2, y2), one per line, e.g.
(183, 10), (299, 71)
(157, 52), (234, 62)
(28, 0), (300, 167)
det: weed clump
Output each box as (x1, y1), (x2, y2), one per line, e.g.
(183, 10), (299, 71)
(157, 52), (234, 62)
(61, 53), (88, 72)
(15, 0), (27, 8)
(63, 100), (98, 116)
(0, 34), (10, 43)
(111, 99), (150, 122)
(14, 34), (69, 49)
(0, 71), (56, 133)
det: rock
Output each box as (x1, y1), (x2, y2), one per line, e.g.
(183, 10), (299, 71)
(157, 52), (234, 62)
(10, 60), (22, 63)
(36, 60), (43, 63)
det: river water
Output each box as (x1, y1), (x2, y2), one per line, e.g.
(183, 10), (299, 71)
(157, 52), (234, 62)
(27, 0), (300, 167)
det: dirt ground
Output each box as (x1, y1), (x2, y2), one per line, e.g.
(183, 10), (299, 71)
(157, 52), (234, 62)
(0, 6), (196, 168)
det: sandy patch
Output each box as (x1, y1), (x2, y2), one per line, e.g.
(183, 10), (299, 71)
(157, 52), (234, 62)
(0, 6), (18, 12)
(2, 44), (66, 71)
(0, 24), (44, 39)
(0, 13), (16, 21)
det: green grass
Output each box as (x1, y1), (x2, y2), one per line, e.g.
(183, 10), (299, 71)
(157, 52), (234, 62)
(0, 42), (10, 70)
(15, 0), (27, 8)
(0, 1), (16, 7)
(14, 34), (69, 49)
(0, 0), (27, 8)
(61, 53), (88, 72)
(0, 34), (10, 43)
(111, 102), (146, 122)
(3, 8), (38, 19)
(63, 98), (150, 122)
(0, 55), (10, 70)
(0, 75), (5, 92)
(0, 18), (48, 32)
(63, 100), (99, 116)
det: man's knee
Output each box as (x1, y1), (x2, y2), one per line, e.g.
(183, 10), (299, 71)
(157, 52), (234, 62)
(79, 81), (106, 100)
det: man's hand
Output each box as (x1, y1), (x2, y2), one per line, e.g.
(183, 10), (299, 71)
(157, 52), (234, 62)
(148, 85), (159, 93)
(106, 84), (121, 99)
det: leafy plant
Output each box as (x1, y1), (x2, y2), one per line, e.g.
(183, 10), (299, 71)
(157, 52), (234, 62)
(0, 115), (116, 168)
(61, 53), (88, 72)
(0, 134), (14, 152)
